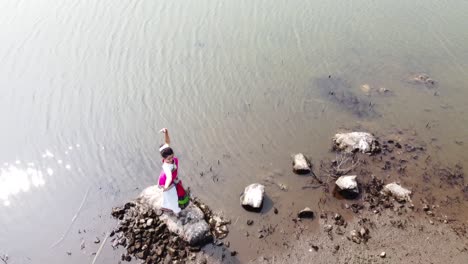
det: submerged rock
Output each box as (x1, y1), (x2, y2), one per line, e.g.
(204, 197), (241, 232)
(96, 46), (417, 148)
(240, 183), (265, 211)
(315, 76), (378, 118)
(292, 153), (311, 174)
(332, 132), (380, 154)
(382, 182), (412, 202)
(407, 73), (437, 88)
(138, 186), (212, 245)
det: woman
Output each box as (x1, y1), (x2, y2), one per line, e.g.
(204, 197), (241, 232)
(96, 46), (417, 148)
(158, 128), (189, 216)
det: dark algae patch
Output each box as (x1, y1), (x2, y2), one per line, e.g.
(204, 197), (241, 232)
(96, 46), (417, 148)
(315, 76), (379, 118)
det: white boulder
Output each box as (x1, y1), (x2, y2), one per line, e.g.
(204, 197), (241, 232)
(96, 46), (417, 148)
(382, 182), (412, 202)
(138, 186), (212, 245)
(335, 175), (359, 193)
(332, 132), (379, 153)
(292, 153), (311, 174)
(240, 183), (265, 210)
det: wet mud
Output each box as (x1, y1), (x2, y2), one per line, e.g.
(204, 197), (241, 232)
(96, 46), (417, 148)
(245, 129), (468, 264)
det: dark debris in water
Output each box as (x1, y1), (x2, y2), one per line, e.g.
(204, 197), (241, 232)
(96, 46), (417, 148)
(315, 76), (379, 118)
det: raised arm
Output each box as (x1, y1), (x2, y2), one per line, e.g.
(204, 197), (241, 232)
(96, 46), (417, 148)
(159, 128), (171, 145)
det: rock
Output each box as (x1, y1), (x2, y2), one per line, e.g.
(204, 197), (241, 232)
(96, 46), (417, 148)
(240, 183), (265, 211)
(382, 182), (412, 202)
(230, 251), (237, 256)
(292, 153), (311, 174)
(274, 207), (278, 214)
(423, 204), (430, 211)
(360, 84), (371, 95)
(333, 132), (379, 154)
(359, 227), (368, 237)
(138, 186), (212, 246)
(335, 175), (359, 198)
(350, 230), (361, 244)
(378, 87), (390, 94)
(333, 245), (340, 253)
(247, 220), (254, 226)
(298, 207), (314, 219)
(146, 219), (154, 226)
(135, 251), (147, 259)
(94, 237), (100, 244)
(333, 213), (342, 221)
(324, 224), (333, 232)
(407, 73), (436, 88)
(380, 252), (386, 258)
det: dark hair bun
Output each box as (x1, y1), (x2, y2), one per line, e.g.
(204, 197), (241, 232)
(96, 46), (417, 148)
(160, 147), (174, 158)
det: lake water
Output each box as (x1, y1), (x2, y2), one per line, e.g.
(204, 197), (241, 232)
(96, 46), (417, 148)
(1, 0), (468, 263)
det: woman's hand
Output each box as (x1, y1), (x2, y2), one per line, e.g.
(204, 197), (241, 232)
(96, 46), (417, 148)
(159, 128), (170, 144)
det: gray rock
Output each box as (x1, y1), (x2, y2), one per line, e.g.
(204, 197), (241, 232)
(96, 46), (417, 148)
(382, 182), (412, 202)
(332, 132), (379, 153)
(292, 153), (311, 174)
(380, 252), (386, 258)
(298, 207), (314, 219)
(138, 186), (212, 246)
(240, 183), (265, 210)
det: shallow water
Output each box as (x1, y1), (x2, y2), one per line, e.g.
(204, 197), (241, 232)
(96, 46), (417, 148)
(1, 0), (468, 263)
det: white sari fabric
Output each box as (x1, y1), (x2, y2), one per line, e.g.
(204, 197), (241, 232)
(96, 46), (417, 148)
(161, 185), (181, 214)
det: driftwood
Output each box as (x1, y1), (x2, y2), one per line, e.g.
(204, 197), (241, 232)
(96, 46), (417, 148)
(91, 231), (110, 264)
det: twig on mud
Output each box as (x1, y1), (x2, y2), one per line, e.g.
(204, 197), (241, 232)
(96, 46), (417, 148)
(333, 154), (360, 176)
(301, 184), (323, 190)
(91, 231), (110, 264)
(50, 187), (91, 248)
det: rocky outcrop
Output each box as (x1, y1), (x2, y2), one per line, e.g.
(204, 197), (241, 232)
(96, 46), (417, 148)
(138, 186), (212, 245)
(333, 132), (380, 154)
(292, 153), (311, 174)
(240, 183), (265, 211)
(110, 202), (202, 263)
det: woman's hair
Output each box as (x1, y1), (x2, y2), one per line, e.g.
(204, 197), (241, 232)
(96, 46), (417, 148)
(160, 146), (174, 158)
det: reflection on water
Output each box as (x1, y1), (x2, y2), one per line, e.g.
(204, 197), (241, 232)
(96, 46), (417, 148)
(0, 146), (79, 207)
(0, 164), (46, 206)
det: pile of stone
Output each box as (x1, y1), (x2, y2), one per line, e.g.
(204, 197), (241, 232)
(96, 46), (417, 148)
(110, 201), (200, 263)
(192, 197), (230, 239)
(109, 185), (233, 263)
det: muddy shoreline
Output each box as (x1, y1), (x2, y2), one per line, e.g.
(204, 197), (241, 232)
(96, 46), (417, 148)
(100, 128), (468, 264)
